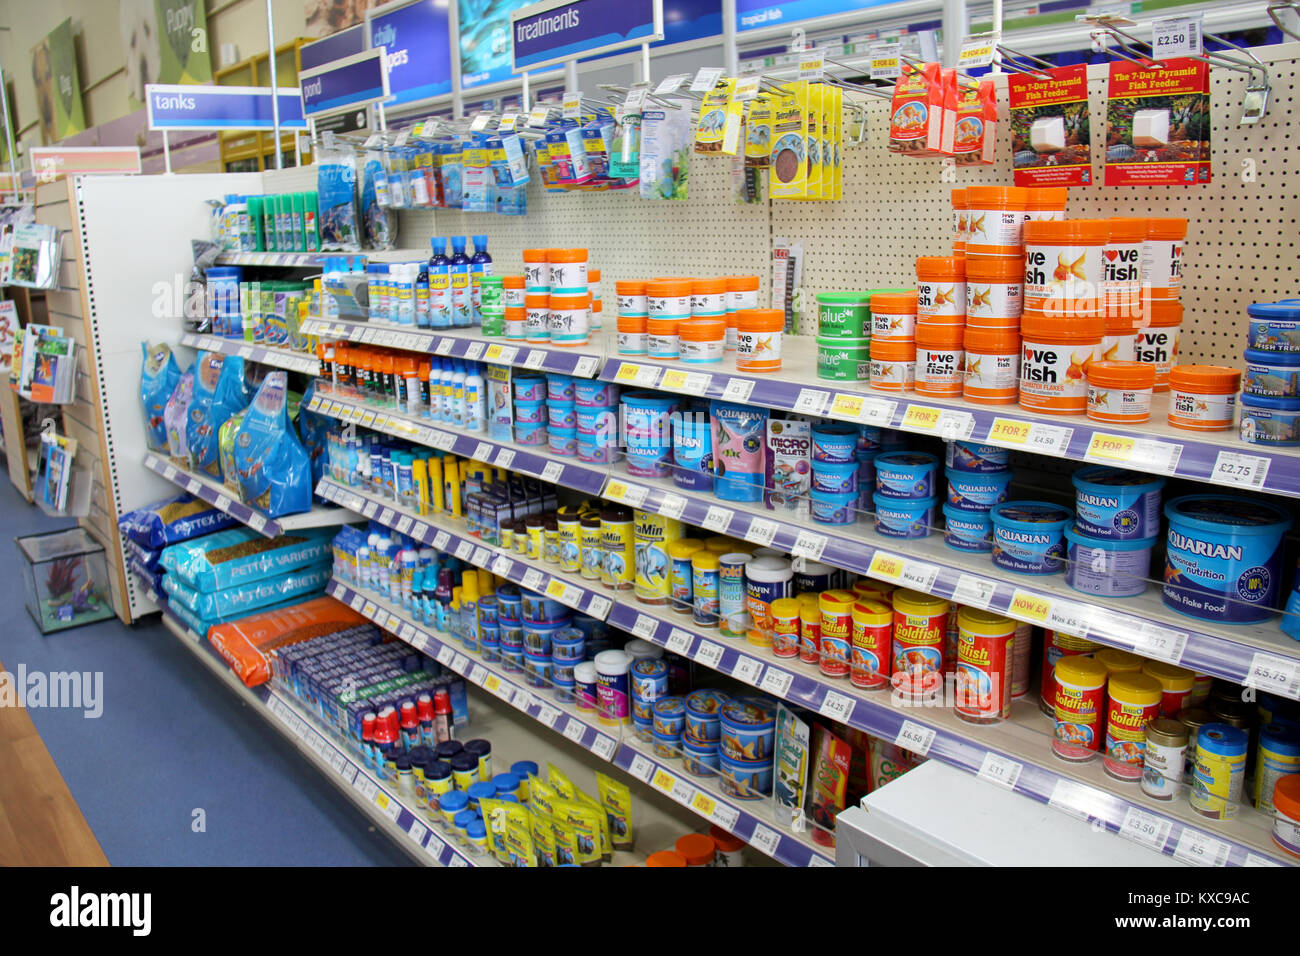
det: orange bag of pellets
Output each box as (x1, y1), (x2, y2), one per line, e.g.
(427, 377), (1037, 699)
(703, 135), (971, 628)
(888, 62), (944, 157)
(208, 596), (368, 687)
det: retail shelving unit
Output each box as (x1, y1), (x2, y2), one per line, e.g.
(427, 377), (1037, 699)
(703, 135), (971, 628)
(179, 332), (320, 376)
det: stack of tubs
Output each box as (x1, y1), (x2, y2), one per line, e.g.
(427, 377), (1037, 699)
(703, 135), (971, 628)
(546, 373), (577, 457)
(942, 440), (1012, 554)
(576, 380), (621, 465)
(1064, 466), (1163, 599)
(512, 373), (549, 447)
(1242, 299), (1300, 446)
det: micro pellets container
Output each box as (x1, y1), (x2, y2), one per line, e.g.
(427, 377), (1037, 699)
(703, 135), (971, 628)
(1018, 310), (1104, 416)
(1022, 218), (1107, 316)
(1052, 655), (1109, 762)
(1162, 494), (1293, 624)
(1103, 672), (1163, 782)
(1135, 300), (1183, 391)
(1086, 361), (1157, 424)
(870, 292), (918, 342)
(914, 325), (965, 398)
(816, 291), (873, 338)
(964, 186), (1029, 257)
(963, 327), (1021, 405)
(1064, 527), (1155, 598)
(1190, 723), (1248, 821)
(735, 309), (784, 372)
(965, 255), (1024, 329)
(915, 258), (966, 325)
(1167, 365), (1241, 431)
(1071, 466), (1164, 540)
(990, 501), (1072, 575)
(954, 608), (1016, 724)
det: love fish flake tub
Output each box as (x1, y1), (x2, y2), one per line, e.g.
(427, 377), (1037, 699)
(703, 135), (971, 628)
(1162, 495), (1293, 624)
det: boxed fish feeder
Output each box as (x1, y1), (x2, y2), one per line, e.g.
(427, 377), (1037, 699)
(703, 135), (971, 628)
(15, 528), (116, 634)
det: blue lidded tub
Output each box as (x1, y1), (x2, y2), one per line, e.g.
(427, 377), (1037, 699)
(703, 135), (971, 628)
(810, 489), (857, 525)
(811, 422), (859, 463)
(514, 400), (547, 424)
(673, 409), (714, 492)
(651, 729), (682, 759)
(811, 459), (858, 495)
(945, 466), (1012, 512)
(1240, 393), (1300, 446)
(522, 591), (570, 625)
(874, 451), (939, 500)
(1163, 494), (1293, 624)
(623, 390), (678, 478)
(551, 628), (586, 662)
(496, 584), (522, 623)
(574, 379), (620, 407)
(546, 374), (576, 401)
(856, 452), (877, 512)
(1247, 302), (1300, 353)
(1064, 526), (1155, 598)
(546, 401), (577, 429)
(990, 501), (1072, 575)
(873, 493), (938, 539)
(522, 621), (561, 654)
(515, 421), (548, 446)
(858, 426), (884, 453)
(548, 427), (577, 457)
(578, 434), (620, 464)
(684, 689), (730, 743)
(681, 737), (721, 776)
(1071, 466), (1165, 539)
(719, 697), (777, 761)
(1243, 348), (1300, 398)
(945, 440), (1010, 473)
(652, 696), (686, 736)
(943, 503), (993, 552)
(718, 752), (773, 800)
(575, 406), (617, 434)
(514, 375), (547, 402)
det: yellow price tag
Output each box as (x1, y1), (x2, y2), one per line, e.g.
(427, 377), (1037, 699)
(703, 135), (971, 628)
(869, 552), (905, 580)
(375, 792), (389, 810)
(485, 344), (503, 361)
(901, 404), (941, 431)
(692, 792), (717, 817)
(545, 578), (567, 600)
(1086, 433), (1136, 463)
(661, 369), (688, 390)
(652, 769), (675, 793)
(831, 393), (865, 420)
(607, 481), (628, 500)
(615, 363), (643, 383)
(1009, 590), (1052, 624)
(484, 675), (500, 693)
(988, 418), (1031, 444)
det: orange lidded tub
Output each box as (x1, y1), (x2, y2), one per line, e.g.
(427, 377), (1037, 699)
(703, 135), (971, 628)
(1018, 310), (1104, 415)
(1102, 309), (1137, 362)
(1104, 217), (1146, 323)
(523, 248), (550, 290)
(679, 317), (726, 365)
(648, 316), (681, 360)
(1086, 361), (1157, 424)
(1142, 218), (1187, 302)
(916, 257), (966, 325)
(735, 309), (784, 372)
(691, 277), (728, 316)
(503, 274), (526, 309)
(871, 291), (918, 342)
(1024, 187), (1068, 222)
(617, 313), (648, 356)
(1022, 218), (1107, 316)
(525, 292), (551, 343)
(964, 327), (1021, 404)
(548, 248), (589, 293)
(504, 305), (526, 340)
(870, 338), (916, 392)
(914, 324), (965, 397)
(724, 276), (761, 351)
(952, 187), (968, 254)
(588, 268), (602, 324)
(1167, 365), (1241, 431)
(1134, 300), (1182, 391)
(964, 186), (1029, 257)
(965, 255), (1024, 328)
(646, 277), (694, 318)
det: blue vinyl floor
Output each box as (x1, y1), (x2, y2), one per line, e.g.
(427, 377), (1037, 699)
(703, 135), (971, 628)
(0, 479), (410, 865)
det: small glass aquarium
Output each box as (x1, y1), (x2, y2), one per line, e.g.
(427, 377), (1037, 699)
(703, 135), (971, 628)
(16, 528), (116, 634)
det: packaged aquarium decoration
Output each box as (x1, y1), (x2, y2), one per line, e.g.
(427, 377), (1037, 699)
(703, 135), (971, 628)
(1008, 64), (1092, 186)
(640, 103), (692, 201)
(1104, 57), (1211, 186)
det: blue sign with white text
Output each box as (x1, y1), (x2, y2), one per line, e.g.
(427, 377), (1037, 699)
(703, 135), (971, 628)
(146, 85), (307, 130)
(512, 0), (659, 71)
(301, 24), (367, 70)
(735, 0), (896, 31)
(300, 49), (390, 117)
(370, 0), (453, 104)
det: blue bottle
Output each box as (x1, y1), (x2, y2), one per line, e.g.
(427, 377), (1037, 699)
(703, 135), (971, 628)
(470, 234), (493, 325)
(449, 236), (471, 328)
(416, 264), (430, 328)
(428, 237), (451, 328)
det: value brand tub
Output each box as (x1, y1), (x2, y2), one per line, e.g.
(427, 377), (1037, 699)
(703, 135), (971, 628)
(943, 504), (993, 552)
(1071, 466), (1164, 539)
(990, 501), (1072, 575)
(1064, 526), (1154, 598)
(945, 466), (1012, 512)
(1244, 348), (1300, 398)
(874, 451), (939, 500)
(816, 292), (873, 338)
(873, 493), (938, 539)
(817, 336), (871, 381)
(1240, 393), (1300, 446)
(945, 440), (1009, 473)
(1162, 495), (1293, 624)
(1247, 301), (1300, 352)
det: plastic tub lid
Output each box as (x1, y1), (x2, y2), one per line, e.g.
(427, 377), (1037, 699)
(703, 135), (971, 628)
(467, 780), (497, 801)
(965, 185), (1029, 207)
(1107, 672), (1163, 706)
(1167, 364), (1241, 391)
(646, 277), (694, 296)
(503, 275), (526, 288)
(616, 279), (647, 294)
(510, 760), (539, 778)
(1240, 392), (1300, 410)
(1141, 660), (1195, 690)
(1164, 494), (1294, 535)
(965, 326), (1021, 350)
(964, 255), (1025, 278)
(1245, 347), (1300, 365)
(736, 308), (784, 330)
(915, 256), (965, 279)
(1107, 217), (1149, 242)
(440, 790), (470, 812)
(675, 833), (717, 866)
(685, 688), (731, 716)
(1026, 187), (1069, 208)
(1143, 300), (1184, 327)
(646, 850), (688, 867)
(870, 291), (919, 312)
(492, 772), (521, 794)
(1073, 464), (1165, 494)
(1247, 301), (1300, 320)
(681, 318), (726, 340)
(549, 248), (589, 262)
(1053, 655), (1109, 688)
(725, 275), (761, 291)
(1023, 218), (1110, 244)
(1086, 360), (1156, 389)
(1021, 310), (1105, 339)
(709, 824), (746, 853)
(1197, 723), (1249, 756)
(816, 291), (873, 305)
(951, 187), (967, 205)
(720, 697), (778, 730)
(1146, 218), (1188, 239)
(1274, 774), (1300, 819)
(990, 501), (1073, 531)
(1095, 648), (1144, 673)
(691, 277), (727, 294)
(872, 492), (939, 509)
(875, 450), (939, 470)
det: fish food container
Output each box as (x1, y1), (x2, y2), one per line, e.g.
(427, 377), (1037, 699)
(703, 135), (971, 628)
(684, 689), (731, 744)
(1240, 393), (1300, 446)
(1065, 526), (1155, 598)
(718, 752), (774, 800)
(964, 185), (1029, 256)
(617, 279), (648, 317)
(990, 501), (1072, 575)
(963, 327), (1021, 404)
(691, 277), (728, 316)
(817, 336), (871, 381)
(811, 459), (858, 495)
(945, 466), (1012, 512)
(965, 255), (1024, 328)
(1254, 723), (1300, 814)
(736, 309), (784, 372)
(680, 318), (726, 364)
(1247, 301), (1300, 352)
(1135, 301), (1182, 391)
(1274, 775), (1300, 858)
(869, 339), (916, 392)
(1191, 723), (1248, 820)
(522, 591), (569, 625)
(873, 493), (938, 539)
(1022, 218), (1107, 316)
(811, 490), (857, 525)
(945, 440), (1010, 473)
(1072, 466), (1164, 540)
(720, 697), (777, 761)
(811, 423), (859, 463)
(874, 451), (938, 500)
(1244, 348), (1300, 398)
(1018, 310), (1104, 416)
(514, 375), (547, 402)
(652, 729), (682, 759)
(652, 696), (686, 737)
(914, 325), (965, 397)
(816, 292), (873, 338)
(1168, 365), (1240, 431)
(916, 257), (967, 324)
(681, 737), (721, 777)
(647, 277), (693, 319)
(547, 374), (576, 401)
(1103, 672), (1163, 782)
(1087, 360), (1156, 424)
(1162, 494), (1292, 624)
(622, 390), (677, 477)
(574, 379), (619, 407)
(870, 292), (918, 342)
(546, 401), (577, 430)
(1142, 218), (1187, 302)
(1052, 655), (1109, 762)
(514, 400), (547, 426)
(943, 503), (993, 552)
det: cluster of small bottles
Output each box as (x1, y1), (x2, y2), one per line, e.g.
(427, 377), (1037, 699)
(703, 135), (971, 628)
(360, 691), (459, 775)
(318, 350), (490, 432)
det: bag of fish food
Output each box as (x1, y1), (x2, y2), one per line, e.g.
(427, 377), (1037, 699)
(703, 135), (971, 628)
(140, 342), (181, 452)
(187, 352), (248, 477)
(163, 366), (197, 460)
(119, 492), (239, 548)
(218, 410), (245, 493)
(231, 371), (312, 516)
(162, 563), (331, 619)
(160, 525), (334, 593)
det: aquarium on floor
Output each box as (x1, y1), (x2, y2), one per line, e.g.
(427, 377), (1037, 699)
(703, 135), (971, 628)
(16, 528), (115, 633)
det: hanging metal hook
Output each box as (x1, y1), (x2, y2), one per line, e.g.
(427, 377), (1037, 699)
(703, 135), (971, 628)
(995, 44), (1056, 82)
(819, 56), (894, 98)
(1269, 1), (1300, 40)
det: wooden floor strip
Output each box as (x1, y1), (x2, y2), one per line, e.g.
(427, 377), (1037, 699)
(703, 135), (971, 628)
(0, 659), (109, 866)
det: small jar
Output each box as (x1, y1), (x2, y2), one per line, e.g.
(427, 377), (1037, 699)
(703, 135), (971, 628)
(691, 277), (728, 316)
(617, 279), (648, 318)
(523, 248), (550, 292)
(548, 248), (588, 293)
(680, 318), (726, 364)
(648, 317), (681, 359)
(549, 292), (590, 346)
(525, 292), (551, 343)
(503, 274), (526, 309)
(735, 309), (784, 372)
(647, 277), (693, 319)
(1140, 718), (1187, 801)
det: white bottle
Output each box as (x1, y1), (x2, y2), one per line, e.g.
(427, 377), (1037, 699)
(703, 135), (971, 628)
(365, 531), (382, 589)
(440, 362), (456, 423)
(465, 365), (486, 433)
(396, 264), (416, 327)
(451, 364), (467, 427)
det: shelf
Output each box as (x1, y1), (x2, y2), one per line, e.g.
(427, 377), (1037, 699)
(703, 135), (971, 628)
(598, 338), (1300, 501)
(216, 251), (331, 267)
(133, 570), (479, 867)
(180, 332), (320, 376)
(305, 392), (1300, 702)
(324, 571), (836, 867)
(143, 453), (349, 539)
(300, 317), (604, 378)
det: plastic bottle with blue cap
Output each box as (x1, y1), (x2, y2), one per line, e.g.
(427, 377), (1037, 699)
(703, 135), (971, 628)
(449, 237), (472, 327)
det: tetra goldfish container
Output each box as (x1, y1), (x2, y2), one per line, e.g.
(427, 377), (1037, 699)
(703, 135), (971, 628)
(1039, 629), (1103, 716)
(1103, 672), (1163, 782)
(915, 257), (966, 324)
(1018, 310), (1103, 415)
(735, 309), (784, 372)
(1141, 660), (1196, 718)
(1141, 218), (1187, 302)
(914, 325), (965, 397)
(799, 594), (822, 665)
(965, 255), (1023, 328)
(1134, 300), (1182, 391)
(870, 292), (918, 342)
(955, 608), (1015, 724)
(770, 597), (801, 658)
(1022, 218), (1107, 316)
(870, 339), (917, 392)
(964, 186), (1029, 257)
(963, 327), (1021, 404)
(1086, 360), (1156, 424)
(818, 590), (856, 679)
(891, 589), (949, 700)
(1053, 655), (1109, 762)
(850, 598), (893, 690)
(1168, 365), (1241, 431)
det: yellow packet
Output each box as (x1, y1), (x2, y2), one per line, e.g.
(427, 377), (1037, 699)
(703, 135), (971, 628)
(531, 807), (558, 867)
(804, 81), (822, 200)
(552, 798), (603, 865)
(695, 78), (743, 154)
(504, 805), (536, 867)
(595, 772), (635, 852)
(529, 774), (558, 816)
(547, 763), (577, 799)
(551, 813), (584, 866)
(577, 789), (612, 860)
(769, 88), (804, 199)
(745, 95), (773, 168)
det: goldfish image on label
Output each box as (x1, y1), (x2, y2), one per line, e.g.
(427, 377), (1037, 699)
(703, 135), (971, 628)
(1054, 252), (1087, 283)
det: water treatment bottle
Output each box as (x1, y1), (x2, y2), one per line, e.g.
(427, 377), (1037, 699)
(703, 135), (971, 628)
(470, 234), (493, 324)
(449, 236), (471, 328)
(428, 237), (451, 328)
(464, 362), (486, 433)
